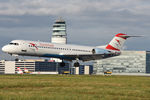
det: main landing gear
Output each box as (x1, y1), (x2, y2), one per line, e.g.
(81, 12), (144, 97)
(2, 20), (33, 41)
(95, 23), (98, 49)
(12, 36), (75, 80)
(60, 59), (80, 67)
(73, 58), (80, 67)
(60, 60), (66, 67)
(74, 62), (80, 67)
(15, 58), (19, 61)
(60, 61), (80, 67)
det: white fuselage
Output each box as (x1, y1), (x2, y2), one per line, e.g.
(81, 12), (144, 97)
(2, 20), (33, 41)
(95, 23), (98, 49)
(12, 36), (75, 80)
(2, 40), (109, 60)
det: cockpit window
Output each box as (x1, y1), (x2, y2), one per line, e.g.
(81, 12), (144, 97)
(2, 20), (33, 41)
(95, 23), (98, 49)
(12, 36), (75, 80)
(9, 43), (19, 45)
(9, 43), (14, 45)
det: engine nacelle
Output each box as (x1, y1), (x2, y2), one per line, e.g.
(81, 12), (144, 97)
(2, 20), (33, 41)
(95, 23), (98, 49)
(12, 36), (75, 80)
(92, 48), (109, 54)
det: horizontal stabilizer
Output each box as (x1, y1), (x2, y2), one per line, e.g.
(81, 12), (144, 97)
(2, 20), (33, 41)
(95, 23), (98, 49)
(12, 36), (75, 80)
(120, 35), (143, 39)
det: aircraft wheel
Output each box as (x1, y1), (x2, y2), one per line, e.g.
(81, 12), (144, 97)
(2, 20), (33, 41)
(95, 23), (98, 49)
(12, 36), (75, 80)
(60, 62), (65, 67)
(15, 58), (19, 61)
(74, 62), (80, 67)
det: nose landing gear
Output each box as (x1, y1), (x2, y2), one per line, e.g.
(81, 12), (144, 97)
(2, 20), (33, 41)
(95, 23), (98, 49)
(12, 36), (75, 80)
(15, 58), (19, 61)
(11, 54), (19, 61)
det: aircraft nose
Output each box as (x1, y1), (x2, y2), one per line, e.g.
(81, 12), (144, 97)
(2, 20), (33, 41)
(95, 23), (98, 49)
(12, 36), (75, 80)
(2, 45), (9, 53)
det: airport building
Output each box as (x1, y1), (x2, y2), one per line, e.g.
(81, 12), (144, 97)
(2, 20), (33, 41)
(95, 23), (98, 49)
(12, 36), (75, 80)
(1, 51), (150, 75)
(0, 59), (70, 74)
(0, 59), (93, 75)
(93, 51), (150, 74)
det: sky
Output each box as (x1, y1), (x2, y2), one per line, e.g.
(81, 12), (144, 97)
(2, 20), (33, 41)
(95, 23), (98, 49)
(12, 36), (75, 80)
(0, 0), (150, 60)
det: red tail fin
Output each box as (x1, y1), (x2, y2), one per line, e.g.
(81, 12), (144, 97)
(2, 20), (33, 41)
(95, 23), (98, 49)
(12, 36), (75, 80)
(105, 33), (128, 51)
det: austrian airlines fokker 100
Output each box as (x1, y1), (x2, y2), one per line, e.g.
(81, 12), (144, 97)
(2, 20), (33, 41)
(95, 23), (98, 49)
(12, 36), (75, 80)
(2, 33), (136, 67)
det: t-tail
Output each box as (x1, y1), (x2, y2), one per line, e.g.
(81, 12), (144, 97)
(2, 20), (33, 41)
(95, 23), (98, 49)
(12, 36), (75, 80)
(105, 33), (140, 51)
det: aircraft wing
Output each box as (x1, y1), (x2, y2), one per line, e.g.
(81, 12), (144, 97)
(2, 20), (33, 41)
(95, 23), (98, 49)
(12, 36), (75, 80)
(63, 53), (120, 61)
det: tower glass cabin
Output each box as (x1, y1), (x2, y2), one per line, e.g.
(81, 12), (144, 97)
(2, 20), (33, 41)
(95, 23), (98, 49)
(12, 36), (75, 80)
(51, 18), (67, 44)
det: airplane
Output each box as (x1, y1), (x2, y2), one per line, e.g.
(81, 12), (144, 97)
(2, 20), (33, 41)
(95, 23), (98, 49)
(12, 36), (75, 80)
(24, 68), (29, 73)
(2, 33), (137, 67)
(16, 67), (23, 74)
(24, 68), (31, 74)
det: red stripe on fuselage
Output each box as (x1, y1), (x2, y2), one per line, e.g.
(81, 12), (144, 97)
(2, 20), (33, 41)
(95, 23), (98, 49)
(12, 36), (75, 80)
(106, 44), (120, 51)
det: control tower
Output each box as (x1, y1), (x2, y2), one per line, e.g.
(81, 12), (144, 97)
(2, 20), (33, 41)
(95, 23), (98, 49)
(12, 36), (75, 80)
(51, 18), (67, 44)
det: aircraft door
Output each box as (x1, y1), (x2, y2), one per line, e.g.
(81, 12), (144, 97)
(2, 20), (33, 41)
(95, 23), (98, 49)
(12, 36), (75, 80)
(27, 43), (38, 55)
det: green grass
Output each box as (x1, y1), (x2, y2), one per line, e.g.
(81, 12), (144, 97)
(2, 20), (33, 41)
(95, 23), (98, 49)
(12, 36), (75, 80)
(0, 75), (150, 100)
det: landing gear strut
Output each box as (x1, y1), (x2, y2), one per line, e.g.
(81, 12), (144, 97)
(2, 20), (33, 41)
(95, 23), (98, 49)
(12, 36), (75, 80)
(60, 60), (65, 67)
(74, 58), (80, 67)
(12, 54), (19, 61)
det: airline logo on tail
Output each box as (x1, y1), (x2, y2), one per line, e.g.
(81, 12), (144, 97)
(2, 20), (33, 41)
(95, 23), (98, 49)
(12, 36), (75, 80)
(106, 33), (128, 51)
(115, 39), (121, 45)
